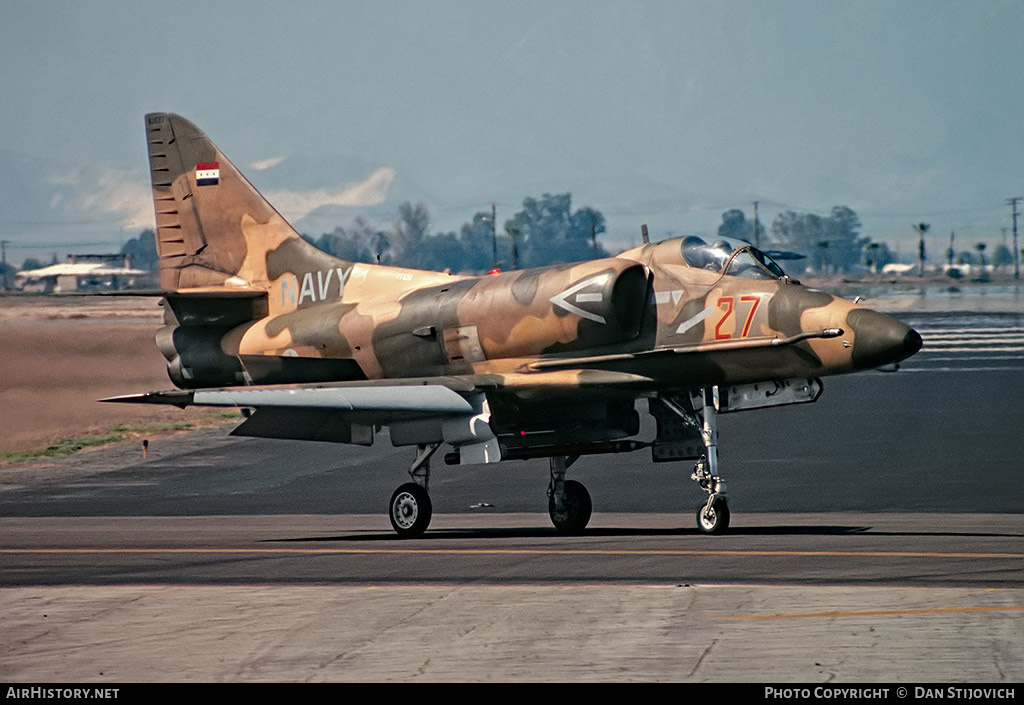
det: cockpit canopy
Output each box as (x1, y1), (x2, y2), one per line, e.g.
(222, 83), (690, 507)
(679, 236), (787, 280)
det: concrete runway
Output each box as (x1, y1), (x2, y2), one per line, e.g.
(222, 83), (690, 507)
(2, 346), (1023, 681)
(2, 513), (1021, 682)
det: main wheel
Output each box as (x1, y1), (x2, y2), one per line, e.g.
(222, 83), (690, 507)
(389, 482), (432, 538)
(548, 479), (593, 534)
(696, 496), (730, 534)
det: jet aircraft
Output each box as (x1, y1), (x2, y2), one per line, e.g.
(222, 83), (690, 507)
(106, 113), (923, 537)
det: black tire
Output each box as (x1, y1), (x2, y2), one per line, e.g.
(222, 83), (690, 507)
(696, 496), (730, 534)
(548, 479), (593, 534)
(389, 482), (432, 538)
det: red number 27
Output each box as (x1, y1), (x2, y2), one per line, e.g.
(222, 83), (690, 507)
(714, 295), (761, 340)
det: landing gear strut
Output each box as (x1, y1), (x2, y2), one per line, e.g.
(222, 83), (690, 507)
(547, 455), (592, 533)
(388, 443), (439, 538)
(659, 386), (731, 533)
(693, 386), (729, 533)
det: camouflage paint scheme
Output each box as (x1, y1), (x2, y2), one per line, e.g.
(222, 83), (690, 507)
(140, 114), (918, 402)
(111, 114), (922, 534)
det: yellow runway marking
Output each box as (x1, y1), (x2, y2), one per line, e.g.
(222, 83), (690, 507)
(1, 548), (1021, 559)
(718, 605), (1024, 620)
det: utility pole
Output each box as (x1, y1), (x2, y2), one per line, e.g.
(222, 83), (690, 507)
(0, 240), (9, 291)
(752, 201), (760, 248)
(914, 223), (930, 277)
(1007, 197), (1021, 280)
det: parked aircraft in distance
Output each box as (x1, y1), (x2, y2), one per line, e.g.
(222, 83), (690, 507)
(106, 114), (922, 537)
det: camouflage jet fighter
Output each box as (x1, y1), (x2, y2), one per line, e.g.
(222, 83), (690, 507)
(106, 113), (922, 537)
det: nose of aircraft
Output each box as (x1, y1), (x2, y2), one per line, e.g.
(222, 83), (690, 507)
(846, 309), (923, 369)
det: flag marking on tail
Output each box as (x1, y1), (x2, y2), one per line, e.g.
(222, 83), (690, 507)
(195, 162), (220, 186)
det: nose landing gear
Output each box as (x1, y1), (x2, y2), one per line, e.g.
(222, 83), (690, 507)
(693, 457), (730, 534)
(657, 386), (731, 534)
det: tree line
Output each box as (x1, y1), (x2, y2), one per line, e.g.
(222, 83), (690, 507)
(717, 207), (1017, 274)
(109, 198), (1016, 277)
(306, 193), (607, 272)
(114, 193), (607, 275)
(716, 206), (879, 274)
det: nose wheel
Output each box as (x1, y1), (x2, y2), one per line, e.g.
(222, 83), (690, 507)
(696, 494), (730, 534)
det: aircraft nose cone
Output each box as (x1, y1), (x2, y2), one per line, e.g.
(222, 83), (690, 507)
(846, 309), (923, 369)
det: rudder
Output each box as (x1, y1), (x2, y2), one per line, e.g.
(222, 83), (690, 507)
(145, 113), (301, 292)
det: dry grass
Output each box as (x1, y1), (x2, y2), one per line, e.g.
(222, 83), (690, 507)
(0, 296), (215, 454)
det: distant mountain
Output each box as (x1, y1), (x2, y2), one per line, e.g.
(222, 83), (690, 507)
(0, 149), (447, 261)
(244, 152), (446, 237)
(1, 146), (730, 263)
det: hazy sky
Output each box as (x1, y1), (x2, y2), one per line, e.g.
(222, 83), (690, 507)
(3, 0), (1023, 260)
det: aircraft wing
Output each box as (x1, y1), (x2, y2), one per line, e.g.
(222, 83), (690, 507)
(105, 383), (476, 417)
(100, 369), (654, 465)
(103, 379), (497, 462)
(102, 327), (842, 464)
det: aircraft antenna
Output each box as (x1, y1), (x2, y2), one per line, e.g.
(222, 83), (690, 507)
(490, 203), (498, 270)
(641, 224), (649, 245)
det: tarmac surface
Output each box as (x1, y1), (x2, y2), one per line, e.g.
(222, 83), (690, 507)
(1, 308), (1022, 682)
(2, 513), (1021, 682)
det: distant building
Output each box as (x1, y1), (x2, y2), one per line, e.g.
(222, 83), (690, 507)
(15, 254), (148, 292)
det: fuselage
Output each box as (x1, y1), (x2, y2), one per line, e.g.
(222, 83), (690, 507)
(160, 235), (921, 395)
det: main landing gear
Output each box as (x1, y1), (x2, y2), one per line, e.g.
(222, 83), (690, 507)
(388, 443), (439, 538)
(547, 455), (592, 533)
(386, 384), (732, 537)
(388, 444), (595, 537)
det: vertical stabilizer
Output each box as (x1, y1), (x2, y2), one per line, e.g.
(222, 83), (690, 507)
(145, 113), (302, 292)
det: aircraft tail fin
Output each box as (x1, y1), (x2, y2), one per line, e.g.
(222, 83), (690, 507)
(144, 113), (309, 292)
